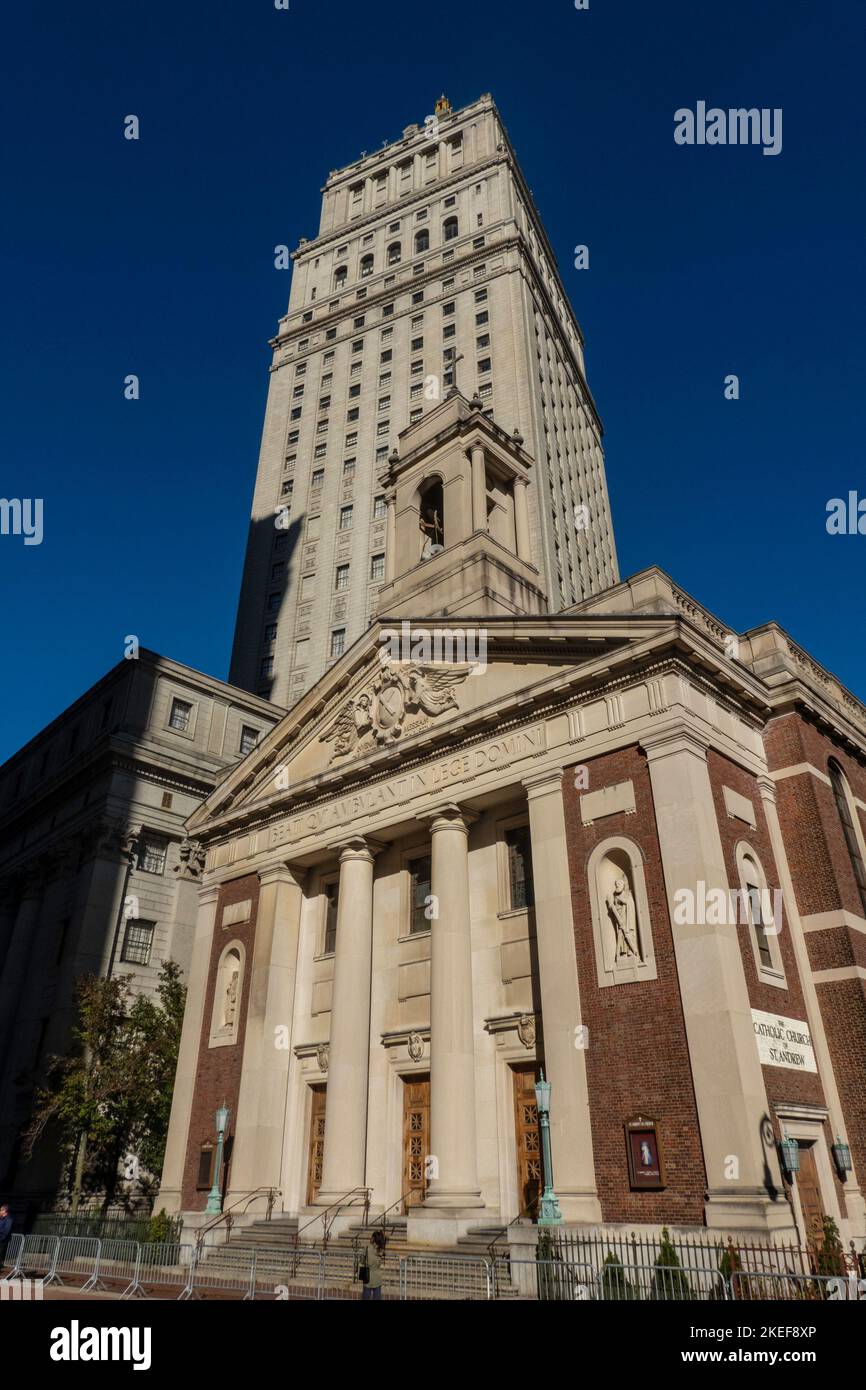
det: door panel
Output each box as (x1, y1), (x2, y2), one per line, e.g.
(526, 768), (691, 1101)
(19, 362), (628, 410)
(306, 1085), (326, 1206)
(796, 1142), (826, 1244)
(513, 1065), (542, 1218)
(402, 1075), (430, 1212)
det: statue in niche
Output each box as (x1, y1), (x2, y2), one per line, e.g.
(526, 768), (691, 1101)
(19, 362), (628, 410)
(606, 876), (643, 964)
(224, 967), (239, 1028)
(419, 501), (444, 559)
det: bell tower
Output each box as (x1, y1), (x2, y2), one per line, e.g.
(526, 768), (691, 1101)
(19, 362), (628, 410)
(373, 391), (548, 620)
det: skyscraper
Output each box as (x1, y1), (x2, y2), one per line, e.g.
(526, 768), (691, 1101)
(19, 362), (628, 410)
(230, 93), (618, 708)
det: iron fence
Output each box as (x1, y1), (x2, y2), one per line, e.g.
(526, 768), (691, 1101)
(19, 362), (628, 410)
(33, 1211), (181, 1245)
(731, 1269), (866, 1301)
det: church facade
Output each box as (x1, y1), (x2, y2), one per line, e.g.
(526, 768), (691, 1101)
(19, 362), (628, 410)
(157, 393), (866, 1250)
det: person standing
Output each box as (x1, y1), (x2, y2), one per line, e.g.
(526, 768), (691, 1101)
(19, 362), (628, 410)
(0, 1205), (13, 1267)
(361, 1229), (386, 1301)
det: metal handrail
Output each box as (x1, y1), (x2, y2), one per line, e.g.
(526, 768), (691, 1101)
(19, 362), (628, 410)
(196, 1187), (280, 1254)
(293, 1187), (372, 1248)
(486, 1195), (540, 1258)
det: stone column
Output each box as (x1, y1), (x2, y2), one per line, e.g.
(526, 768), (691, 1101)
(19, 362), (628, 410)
(384, 489), (397, 582)
(470, 445), (487, 534)
(155, 884), (221, 1214)
(524, 772), (602, 1222)
(229, 864), (306, 1204)
(424, 805), (483, 1209)
(317, 837), (377, 1206)
(758, 775), (866, 1237)
(513, 476), (531, 561)
(642, 729), (793, 1235)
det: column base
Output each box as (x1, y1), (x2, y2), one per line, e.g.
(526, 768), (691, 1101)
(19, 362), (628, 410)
(423, 1185), (484, 1210)
(704, 1187), (797, 1239)
(554, 1189), (603, 1224)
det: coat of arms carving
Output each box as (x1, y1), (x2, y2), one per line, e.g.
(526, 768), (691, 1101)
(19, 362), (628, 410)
(320, 662), (472, 759)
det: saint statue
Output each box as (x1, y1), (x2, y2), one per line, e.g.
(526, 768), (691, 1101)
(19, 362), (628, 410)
(419, 505), (444, 559)
(606, 876), (642, 963)
(224, 968), (239, 1027)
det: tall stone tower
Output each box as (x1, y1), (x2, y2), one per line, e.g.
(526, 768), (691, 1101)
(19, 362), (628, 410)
(230, 93), (618, 708)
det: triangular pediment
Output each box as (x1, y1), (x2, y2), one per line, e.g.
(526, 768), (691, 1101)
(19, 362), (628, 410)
(187, 609), (691, 837)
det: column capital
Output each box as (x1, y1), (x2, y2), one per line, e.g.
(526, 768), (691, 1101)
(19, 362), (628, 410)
(426, 802), (479, 835)
(513, 473), (530, 489)
(639, 726), (710, 764)
(522, 768), (564, 800)
(258, 861), (307, 889)
(197, 883), (222, 908)
(335, 835), (384, 865)
(755, 773), (777, 804)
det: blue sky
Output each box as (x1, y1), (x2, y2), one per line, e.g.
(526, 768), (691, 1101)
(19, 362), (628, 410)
(1, 0), (864, 763)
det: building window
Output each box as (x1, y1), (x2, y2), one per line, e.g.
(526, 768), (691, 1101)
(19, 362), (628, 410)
(353, 315), (365, 329)
(323, 880), (339, 954)
(443, 216), (459, 242)
(334, 265), (347, 289)
(263, 623), (277, 642)
(415, 229), (430, 254)
(382, 302), (394, 317)
(411, 337), (423, 351)
(829, 760), (866, 915)
(239, 725), (259, 755)
(352, 339), (363, 354)
(311, 468), (324, 487)
(343, 457), (356, 478)
(169, 698), (193, 732)
(478, 356), (492, 374)
(737, 842), (786, 985)
(475, 287), (488, 303)
(370, 553), (385, 580)
(442, 301), (455, 317)
(335, 564), (350, 591)
(476, 310), (489, 326)
(443, 323), (456, 340)
(360, 253), (374, 278)
(408, 855), (432, 934)
(339, 505), (353, 530)
(260, 657), (274, 678)
(505, 825), (534, 909)
(373, 494), (387, 519)
(380, 349), (392, 364)
(267, 591), (281, 613)
(330, 628), (346, 659)
(387, 242), (401, 265)
(121, 919), (155, 966)
(139, 836), (168, 875)
(197, 1144), (214, 1190)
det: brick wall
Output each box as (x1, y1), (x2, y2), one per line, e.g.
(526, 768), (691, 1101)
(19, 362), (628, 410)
(562, 745), (707, 1224)
(181, 874), (260, 1210)
(764, 712), (866, 1199)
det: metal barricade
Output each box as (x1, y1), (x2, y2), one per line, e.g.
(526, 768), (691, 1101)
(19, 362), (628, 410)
(399, 1253), (493, 1301)
(84, 1239), (141, 1294)
(318, 1247), (361, 1300)
(248, 1244), (324, 1301)
(7, 1234), (61, 1284)
(188, 1244), (257, 1300)
(126, 1242), (194, 1299)
(51, 1236), (101, 1289)
(0, 1234), (24, 1277)
(732, 1269), (866, 1301)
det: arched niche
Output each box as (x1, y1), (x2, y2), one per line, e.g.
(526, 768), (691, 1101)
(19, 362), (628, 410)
(416, 475), (446, 560)
(587, 837), (657, 987)
(209, 939), (246, 1048)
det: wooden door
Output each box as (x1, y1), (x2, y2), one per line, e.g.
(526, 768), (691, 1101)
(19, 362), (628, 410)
(306, 1085), (326, 1206)
(402, 1075), (430, 1211)
(796, 1142), (826, 1244)
(513, 1065), (542, 1218)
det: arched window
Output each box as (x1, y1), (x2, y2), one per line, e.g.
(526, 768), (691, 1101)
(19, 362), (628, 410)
(387, 242), (401, 265)
(333, 264), (347, 290)
(418, 478), (445, 559)
(736, 843), (785, 985)
(829, 760), (866, 915)
(414, 229), (430, 254)
(360, 253), (374, 278)
(443, 216), (459, 243)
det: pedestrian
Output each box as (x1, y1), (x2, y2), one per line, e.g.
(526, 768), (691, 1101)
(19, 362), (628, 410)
(0, 1204), (13, 1267)
(360, 1228), (385, 1301)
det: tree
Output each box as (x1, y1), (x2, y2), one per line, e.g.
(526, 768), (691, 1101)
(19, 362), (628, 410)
(23, 962), (186, 1213)
(650, 1227), (692, 1301)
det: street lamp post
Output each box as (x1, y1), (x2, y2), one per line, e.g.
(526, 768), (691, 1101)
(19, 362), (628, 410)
(205, 1102), (230, 1215)
(534, 1070), (563, 1225)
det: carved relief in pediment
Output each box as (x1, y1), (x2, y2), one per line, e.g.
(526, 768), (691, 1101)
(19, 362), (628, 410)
(319, 661), (472, 761)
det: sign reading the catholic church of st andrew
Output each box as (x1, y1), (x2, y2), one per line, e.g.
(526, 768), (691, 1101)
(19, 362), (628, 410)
(752, 1010), (818, 1073)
